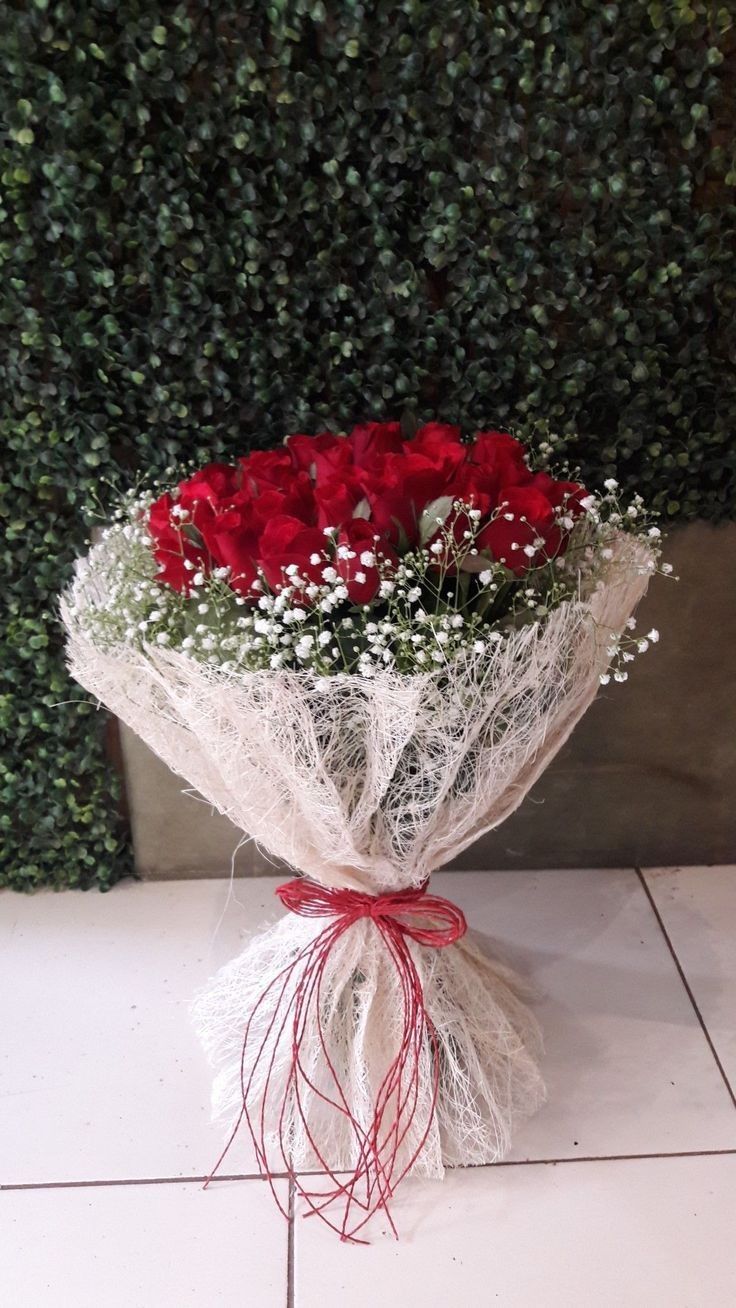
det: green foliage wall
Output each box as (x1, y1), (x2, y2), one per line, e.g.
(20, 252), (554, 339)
(1, 1), (734, 889)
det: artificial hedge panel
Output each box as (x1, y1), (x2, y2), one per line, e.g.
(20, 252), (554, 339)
(1, 1), (734, 889)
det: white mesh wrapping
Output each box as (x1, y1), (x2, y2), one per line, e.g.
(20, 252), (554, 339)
(61, 532), (652, 1175)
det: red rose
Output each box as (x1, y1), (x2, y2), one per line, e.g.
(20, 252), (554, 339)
(211, 533), (261, 596)
(527, 473), (589, 561)
(269, 471), (317, 526)
(529, 471), (588, 516)
(156, 464), (245, 576)
(146, 422), (591, 606)
(148, 480), (233, 587)
(286, 432), (352, 479)
(177, 462), (241, 506)
(258, 515), (327, 594)
(313, 471), (366, 531)
(441, 460), (506, 540)
(407, 422), (466, 480)
(238, 449), (294, 493)
(175, 464), (243, 544)
(148, 491), (207, 593)
(335, 519), (397, 605)
(476, 486), (557, 575)
(200, 498), (261, 597)
(467, 431), (531, 499)
(367, 428), (464, 563)
(358, 451), (454, 545)
(347, 421), (403, 469)
(170, 463), (243, 557)
(237, 450), (317, 524)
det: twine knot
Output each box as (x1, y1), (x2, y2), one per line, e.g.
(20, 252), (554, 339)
(275, 877), (467, 948)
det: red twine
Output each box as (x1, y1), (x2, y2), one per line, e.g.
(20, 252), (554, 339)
(204, 876), (467, 1242)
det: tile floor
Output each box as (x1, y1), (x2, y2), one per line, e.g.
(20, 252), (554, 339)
(1, 867), (734, 1306)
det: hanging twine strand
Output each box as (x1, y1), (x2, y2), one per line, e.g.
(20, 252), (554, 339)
(203, 877), (467, 1242)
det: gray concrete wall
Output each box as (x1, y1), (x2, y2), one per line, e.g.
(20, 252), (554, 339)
(119, 522), (736, 878)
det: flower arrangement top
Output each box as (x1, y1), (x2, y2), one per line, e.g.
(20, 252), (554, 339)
(79, 421), (662, 678)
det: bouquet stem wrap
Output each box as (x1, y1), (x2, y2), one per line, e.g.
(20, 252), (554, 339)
(62, 531), (652, 1238)
(205, 878), (468, 1241)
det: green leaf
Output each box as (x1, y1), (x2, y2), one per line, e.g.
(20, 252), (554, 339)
(418, 496), (454, 544)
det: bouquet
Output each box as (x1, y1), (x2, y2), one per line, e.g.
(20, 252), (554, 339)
(62, 420), (661, 1241)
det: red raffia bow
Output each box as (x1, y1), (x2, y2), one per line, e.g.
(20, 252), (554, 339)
(204, 876), (467, 1242)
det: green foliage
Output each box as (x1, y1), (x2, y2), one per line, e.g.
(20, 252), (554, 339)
(1, 1), (734, 889)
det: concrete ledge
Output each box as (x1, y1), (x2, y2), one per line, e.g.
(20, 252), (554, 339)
(119, 522), (736, 877)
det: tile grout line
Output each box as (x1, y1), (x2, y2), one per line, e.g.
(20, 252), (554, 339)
(4, 1148), (736, 1193)
(286, 1176), (295, 1308)
(465, 1147), (736, 1168)
(0, 1172), (281, 1192)
(636, 866), (736, 1111)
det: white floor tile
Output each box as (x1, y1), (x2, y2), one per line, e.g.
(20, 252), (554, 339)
(294, 1155), (736, 1308)
(0, 878), (278, 1183)
(437, 868), (736, 1159)
(0, 1178), (287, 1308)
(643, 866), (736, 1094)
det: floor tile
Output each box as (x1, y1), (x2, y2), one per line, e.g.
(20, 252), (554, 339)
(437, 868), (736, 1159)
(294, 1155), (736, 1307)
(643, 866), (736, 1095)
(0, 878), (277, 1183)
(0, 1178), (287, 1308)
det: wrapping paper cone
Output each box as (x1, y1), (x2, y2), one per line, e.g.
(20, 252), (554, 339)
(62, 531), (652, 1238)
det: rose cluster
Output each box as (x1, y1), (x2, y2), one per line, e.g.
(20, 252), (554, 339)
(148, 422), (587, 605)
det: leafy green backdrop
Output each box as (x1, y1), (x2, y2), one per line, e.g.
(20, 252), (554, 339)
(1, 1), (734, 889)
